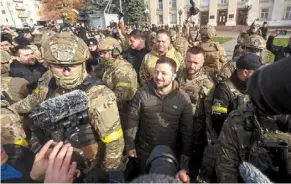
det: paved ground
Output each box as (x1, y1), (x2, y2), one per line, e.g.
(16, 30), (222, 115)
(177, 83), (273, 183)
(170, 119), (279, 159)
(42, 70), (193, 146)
(221, 37), (237, 60)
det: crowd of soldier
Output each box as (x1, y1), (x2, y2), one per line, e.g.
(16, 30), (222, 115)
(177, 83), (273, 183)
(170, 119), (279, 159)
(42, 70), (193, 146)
(1, 20), (291, 182)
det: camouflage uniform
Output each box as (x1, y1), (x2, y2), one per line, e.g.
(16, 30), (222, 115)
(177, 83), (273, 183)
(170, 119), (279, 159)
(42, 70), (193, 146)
(148, 32), (157, 51)
(233, 32), (249, 60)
(217, 35), (267, 84)
(10, 32), (125, 171)
(216, 103), (291, 183)
(188, 27), (201, 47)
(98, 38), (138, 129)
(1, 50), (12, 76)
(139, 45), (183, 85)
(173, 36), (189, 59)
(178, 69), (214, 179)
(198, 73), (250, 182)
(199, 25), (228, 80)
(244, 34), (268, 64)
(232, 21), (261, 60)
(1, 77), (29, 146)
(170, 28), (189, 58)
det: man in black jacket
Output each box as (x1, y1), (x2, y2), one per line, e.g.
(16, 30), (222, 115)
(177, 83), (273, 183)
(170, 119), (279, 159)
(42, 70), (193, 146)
(123, 30), (149, 77)
(266, 31), (291, 62)
(86, 38), (100, 74)
(125, 57), (193, 175)
(9, 46), (47, 90)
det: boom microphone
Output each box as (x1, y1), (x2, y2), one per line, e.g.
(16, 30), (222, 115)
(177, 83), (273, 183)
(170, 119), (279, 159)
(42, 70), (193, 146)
(29, 90), (89, 126)
(239, 161), (272, 183)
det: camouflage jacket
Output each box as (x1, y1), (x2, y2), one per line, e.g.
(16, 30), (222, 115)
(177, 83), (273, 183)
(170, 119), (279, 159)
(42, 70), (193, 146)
(178, 69), (214, 145)
(1, 101), (27, 146)
(173, 36), (189, 59)
(1, 77), (29, 103)
(102, 57), (138, 114)
(216, 103), (291, 182)
(215, 60), (236, 84)
(10, 74), (125, 171)
(139, 45), (183, 85)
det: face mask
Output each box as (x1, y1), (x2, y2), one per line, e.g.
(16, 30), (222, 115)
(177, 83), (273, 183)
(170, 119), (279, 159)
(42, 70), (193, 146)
(52, 63), (88, 89)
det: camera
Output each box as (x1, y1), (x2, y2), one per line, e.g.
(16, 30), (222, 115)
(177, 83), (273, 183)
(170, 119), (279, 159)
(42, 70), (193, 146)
(29, 110), (94, 170)
(146, 145), (179, 177)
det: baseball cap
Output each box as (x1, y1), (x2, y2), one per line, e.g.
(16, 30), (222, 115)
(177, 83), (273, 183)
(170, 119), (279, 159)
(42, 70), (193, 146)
(236, 54), (262, 70)
(87, 38), (97, 46)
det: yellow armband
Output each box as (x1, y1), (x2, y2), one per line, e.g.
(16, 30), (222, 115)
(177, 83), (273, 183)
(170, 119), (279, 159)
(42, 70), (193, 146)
(101, 129), (123, 143)
(212, 105), (228, 114)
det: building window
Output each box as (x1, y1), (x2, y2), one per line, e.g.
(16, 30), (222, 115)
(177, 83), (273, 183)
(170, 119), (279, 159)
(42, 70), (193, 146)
(201, 0), (209, 6)
(158, 14), (163, 24)
(220, 0), (228, 4)
(2, 10), (5, 14)
(158, 0), (163, 9)
(20, 18), (26, 23)
(286, 7), (291, 19)
(261, 8), (269, 19)
(170, 14), (177, 24)
(171, 0), (176, 8)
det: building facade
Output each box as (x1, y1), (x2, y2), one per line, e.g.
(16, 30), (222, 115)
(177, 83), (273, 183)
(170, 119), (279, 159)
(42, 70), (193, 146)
(144, 0), (189, 26)
(0, 0), (42, 28)
(145, 0), (291, 27)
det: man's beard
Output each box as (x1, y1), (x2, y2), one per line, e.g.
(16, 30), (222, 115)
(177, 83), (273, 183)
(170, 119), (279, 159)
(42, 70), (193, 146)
(156, 80), (172, 90)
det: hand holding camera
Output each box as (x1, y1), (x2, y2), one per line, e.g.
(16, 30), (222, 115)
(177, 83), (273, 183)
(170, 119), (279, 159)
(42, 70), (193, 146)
(30, 140), (77, 183)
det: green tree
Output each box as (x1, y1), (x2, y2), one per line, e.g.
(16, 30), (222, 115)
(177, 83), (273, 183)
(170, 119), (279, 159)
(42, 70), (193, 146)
(123, 0), (146, 24)
(82, 0), (119, 14)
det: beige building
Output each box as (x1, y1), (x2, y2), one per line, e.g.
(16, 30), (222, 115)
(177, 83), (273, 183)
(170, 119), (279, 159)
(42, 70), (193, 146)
(145, 0), (291, 27)
(0, 0), (42, 28)
(144, 0), (189, 26)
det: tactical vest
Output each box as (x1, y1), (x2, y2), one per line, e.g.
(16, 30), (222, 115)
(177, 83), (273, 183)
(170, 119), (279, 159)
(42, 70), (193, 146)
(224, 79), (249, 111)
(180, 74), (210, 117)
(201, 42), (226, 78)
(43, 75), (105, 171)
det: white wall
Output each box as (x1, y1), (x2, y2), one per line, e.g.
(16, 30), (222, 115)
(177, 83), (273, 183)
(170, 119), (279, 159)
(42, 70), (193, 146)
(0, 0), (42, 28)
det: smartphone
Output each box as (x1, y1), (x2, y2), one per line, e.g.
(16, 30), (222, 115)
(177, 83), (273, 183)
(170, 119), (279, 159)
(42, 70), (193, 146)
(276, 30), (287, 36)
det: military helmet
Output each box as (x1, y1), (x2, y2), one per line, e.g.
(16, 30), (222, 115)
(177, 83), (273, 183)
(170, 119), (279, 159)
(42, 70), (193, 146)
(199, 25), (216, 39)
(98, 37), (122, 56)
(42, 32), (90, 65)
(245, 35), (266, 50)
